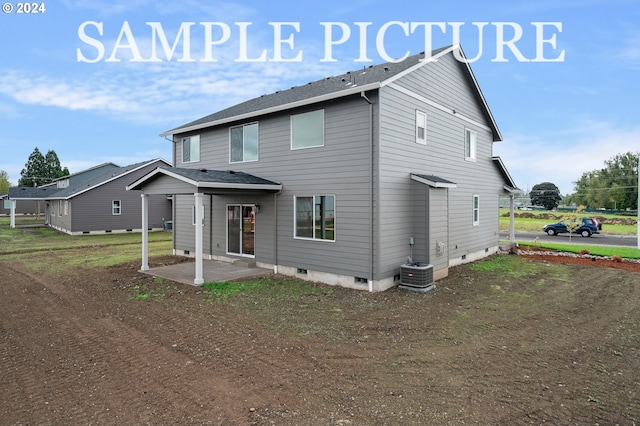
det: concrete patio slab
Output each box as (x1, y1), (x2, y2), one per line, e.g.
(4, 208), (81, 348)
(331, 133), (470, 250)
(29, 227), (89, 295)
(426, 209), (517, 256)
(142, 259), (271, 286)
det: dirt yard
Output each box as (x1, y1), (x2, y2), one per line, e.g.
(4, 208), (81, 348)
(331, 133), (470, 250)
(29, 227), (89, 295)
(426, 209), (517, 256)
(1, 251), (640, 425)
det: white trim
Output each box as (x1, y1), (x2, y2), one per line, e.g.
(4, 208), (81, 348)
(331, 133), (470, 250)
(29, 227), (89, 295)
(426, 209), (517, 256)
(290, 109), (325, 150)
(126, 167), (283, 192)
(472, 194), (480, 226)
(160, 45), (502, 142)
(160, 82), (381, 137)
(225, 204), (256, 258)
(293, 194), (336, 242)
(388, 82), (492, 132)
(112, 199), (122, 215)
(378, 44), (455, 87)
(181, 135), (201, 163)
(229, 122), (259, 164)
(465, 128), (477, 162)
(18, 159), (172, 201)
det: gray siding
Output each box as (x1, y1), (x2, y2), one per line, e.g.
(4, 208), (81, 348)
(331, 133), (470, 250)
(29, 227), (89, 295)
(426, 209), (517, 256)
(174, 94), (376, 279)
(377, 54), (504, 277)
(168, 49), (509, 287)
(69, 163), (171, 233)
(0, 199), (44, 215)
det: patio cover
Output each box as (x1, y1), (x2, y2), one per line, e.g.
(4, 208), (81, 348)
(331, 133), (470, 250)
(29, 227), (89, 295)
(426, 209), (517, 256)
(127, 167), (282, 285)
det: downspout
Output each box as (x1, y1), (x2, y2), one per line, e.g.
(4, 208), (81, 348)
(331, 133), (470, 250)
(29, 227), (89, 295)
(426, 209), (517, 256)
(361, 91), (374, 292)
(273, 190), (281, 274)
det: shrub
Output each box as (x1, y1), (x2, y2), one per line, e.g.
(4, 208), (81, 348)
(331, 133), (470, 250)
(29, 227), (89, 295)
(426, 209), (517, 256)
(612, 255), (623, 263)
(579, 249), (591, 255)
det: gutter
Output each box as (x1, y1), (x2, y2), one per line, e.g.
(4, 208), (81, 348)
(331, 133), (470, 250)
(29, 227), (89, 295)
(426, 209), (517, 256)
(161, 82), (382, 137)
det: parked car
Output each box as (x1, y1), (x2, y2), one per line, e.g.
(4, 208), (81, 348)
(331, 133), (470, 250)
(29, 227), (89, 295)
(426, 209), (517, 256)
(542, 217), (602, 237)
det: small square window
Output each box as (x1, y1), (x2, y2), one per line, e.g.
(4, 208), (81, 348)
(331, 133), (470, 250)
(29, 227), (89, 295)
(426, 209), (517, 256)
(291, 110), (324, 150)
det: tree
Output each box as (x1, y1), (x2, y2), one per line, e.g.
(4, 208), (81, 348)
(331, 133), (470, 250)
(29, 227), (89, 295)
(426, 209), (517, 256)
(574, 151), (639, 210)
(18, 148), (69, 187)
(530, 182), (562, 210)
(0, 170), (10, 194)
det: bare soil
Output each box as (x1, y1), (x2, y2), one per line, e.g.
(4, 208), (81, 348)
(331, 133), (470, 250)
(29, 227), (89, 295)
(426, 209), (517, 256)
(1, 253), (639, 425)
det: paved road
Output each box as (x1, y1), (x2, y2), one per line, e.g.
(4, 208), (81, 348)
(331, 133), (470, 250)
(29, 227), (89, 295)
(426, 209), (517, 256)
(500, 231), (639, 248)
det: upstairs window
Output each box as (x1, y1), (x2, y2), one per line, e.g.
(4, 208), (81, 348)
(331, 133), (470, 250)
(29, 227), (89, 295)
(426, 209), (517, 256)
(112, 200), (121, 215)
(230, 122), (259, 163)
(182, 135), (200, 163)
(295, 195), (335, 241)
(291, 110), (324, 150)
(415, 110), (427, 144)
(465, 129), (476, 161)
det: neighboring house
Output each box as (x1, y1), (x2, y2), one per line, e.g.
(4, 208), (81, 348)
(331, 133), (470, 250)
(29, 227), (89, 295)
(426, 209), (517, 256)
(129, 45), (519, 291)
(8, 159), (172, 235)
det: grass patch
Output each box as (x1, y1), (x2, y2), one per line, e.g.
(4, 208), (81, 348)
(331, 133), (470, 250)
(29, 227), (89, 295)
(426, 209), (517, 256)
(202, 277), (324, 302)
(128, 283), (182, 301)
(468, 254), (544, 277)
(518, 241), (640, 259)
(0, 219), (173, 273)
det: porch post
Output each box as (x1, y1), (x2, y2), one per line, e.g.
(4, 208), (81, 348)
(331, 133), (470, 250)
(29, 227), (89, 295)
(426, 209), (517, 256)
(509, 193), (516, 243)
(194, 192), (204, 285)
(141, 193), (149, 271)
(9, 199), (16, 228)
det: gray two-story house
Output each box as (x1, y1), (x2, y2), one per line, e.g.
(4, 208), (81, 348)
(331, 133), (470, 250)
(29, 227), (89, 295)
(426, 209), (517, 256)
(129, 45), (518, 291)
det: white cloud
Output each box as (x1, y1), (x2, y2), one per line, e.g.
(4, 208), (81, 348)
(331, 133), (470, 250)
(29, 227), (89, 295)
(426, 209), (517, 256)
(0, 71), (138, 113)
(495, 120), (640, 195)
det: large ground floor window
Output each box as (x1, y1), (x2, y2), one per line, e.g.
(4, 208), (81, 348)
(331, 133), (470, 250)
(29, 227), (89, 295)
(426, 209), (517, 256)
(295, 195), (335, 241)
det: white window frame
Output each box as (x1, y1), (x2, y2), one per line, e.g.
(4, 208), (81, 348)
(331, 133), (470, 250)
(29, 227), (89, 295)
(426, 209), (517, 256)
(57, 200), (62, 217)
(465, 128), (476, 161)
(294, 195), (335, 242)
(182, 135), (200, 163)
(472, 194), (480, 226)
(291, 109), (324, 150)
(112, 200), (121, 216)
(63, 200), (69, 215)
(415, 110), (427, 145)
(229, 122), (259, 163)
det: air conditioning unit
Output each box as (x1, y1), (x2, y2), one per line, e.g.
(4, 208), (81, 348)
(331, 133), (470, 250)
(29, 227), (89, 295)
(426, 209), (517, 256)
(399, 262), (435, 293)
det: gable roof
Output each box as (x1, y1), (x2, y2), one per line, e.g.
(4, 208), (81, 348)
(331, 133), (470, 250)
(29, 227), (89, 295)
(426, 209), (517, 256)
(9, 158), (171, 200)
(161, 44), (501, 140)
(127, 167), (282, 192)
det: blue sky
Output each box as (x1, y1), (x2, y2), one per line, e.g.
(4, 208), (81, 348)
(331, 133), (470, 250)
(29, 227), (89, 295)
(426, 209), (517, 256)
(1, 0), (638, 195)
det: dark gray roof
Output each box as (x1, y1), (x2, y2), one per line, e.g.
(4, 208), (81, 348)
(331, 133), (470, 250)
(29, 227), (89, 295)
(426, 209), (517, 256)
(163, 46), (452, 135)
(8, 186), (58, 199)
(9, 159), (170, 200)
(126, 167), (282, 192)
(411, 174), (458, 188)
(169, 168), (281, 186)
